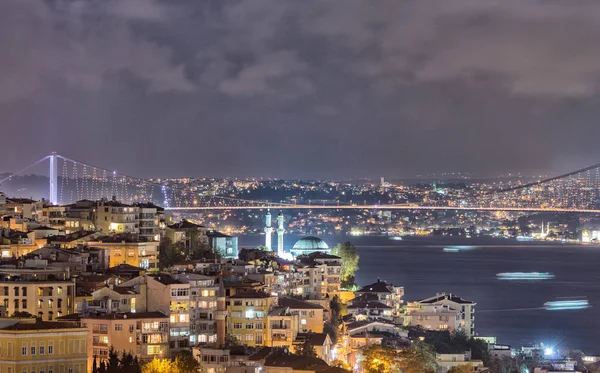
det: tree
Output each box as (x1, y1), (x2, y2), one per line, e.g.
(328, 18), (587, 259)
(158, 237), (184, 269)
(174, 352), (200, 373)
(448, 365), (474, 373)
(142, 358), (180, 373)
(359, 344), (402, 373)
(397, 342), (437, 373)
(325, 295), (343, 344)
(331, 242), (359, 288)
(11, 311), (34, 318)
(120, 352), (141, 373)
(106, 347), (120, 373)
(295, 339), (318, 358)
(225, 334), (241, 346)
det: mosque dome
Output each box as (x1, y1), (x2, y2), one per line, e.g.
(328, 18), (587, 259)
(291, 236), (330, 255)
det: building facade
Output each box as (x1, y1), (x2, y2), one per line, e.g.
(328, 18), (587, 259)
(0, 267), (75, 320)
(81, 312), (169, 371)
(0, 319), (88, 373)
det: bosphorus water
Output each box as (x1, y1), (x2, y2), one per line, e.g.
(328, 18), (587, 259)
(239, 234), (600, 351)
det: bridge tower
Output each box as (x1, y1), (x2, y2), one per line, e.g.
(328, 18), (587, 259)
(264, 209), (273, 250)
(49, 152), (58, 205)
(276, 211), (285, 257)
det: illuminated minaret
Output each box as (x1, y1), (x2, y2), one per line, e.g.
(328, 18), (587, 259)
(264, 209), (273, 250)
(276, 211), (285, 257)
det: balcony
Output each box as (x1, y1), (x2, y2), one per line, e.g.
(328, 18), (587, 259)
(93, 329), (108, 335)
(93, 341), (109, 347)
(270, 325), (290, 330)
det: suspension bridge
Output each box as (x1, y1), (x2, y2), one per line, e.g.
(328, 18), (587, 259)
(2, 153), (600, 213)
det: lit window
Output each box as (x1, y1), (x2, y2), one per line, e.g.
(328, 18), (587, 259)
(147, 346), (160, 355)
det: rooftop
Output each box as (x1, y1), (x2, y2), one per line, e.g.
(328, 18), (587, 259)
(81, 311), (168, 320)
(229, 290), (271, 299)
(149, 274), (184, 286)
(278, 297), (324, 310)
(295, 332), (329, 346)
(0, 320), (84, 331)
(420, 292), (475, 305)
(356, 279), (393, 294)
(167, 220), (205, 230)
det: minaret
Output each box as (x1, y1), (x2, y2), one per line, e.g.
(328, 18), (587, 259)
(276, 211), (285, 257)
(541, 220), (545, 236)
(264, 209), (273, 250)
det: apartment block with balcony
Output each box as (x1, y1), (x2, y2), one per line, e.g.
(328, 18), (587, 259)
(172, 274), (220, 346)
(88, 236), (159, 270)
(134, 203), (162, 242)
(226, 290), (275, 347)
(95, 201), (139, 236)
(278, 297), (324, 333)
(120, 274), (191, 354)
(418, 292), (476, 337)
(0, 267), (75, 320)
(405, 303), (461, 332)
(355, 279), (404, 316)
(81, 311), (169, 371)
(266, 307), (300, 348)
(88, 286), (142, 314)
(0, 318), (88, 373)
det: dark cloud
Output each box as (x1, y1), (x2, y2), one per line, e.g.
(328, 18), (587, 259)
(2, 0), (600, 179)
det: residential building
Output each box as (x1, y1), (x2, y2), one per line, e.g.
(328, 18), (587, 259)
(278, 297), (324, 333)
(81, 311), (169, 370)
(95, 200), (139, 236)
(405, 303), (461, 332)
(266, 307), (300, 348)
(227, 290), (276, 347)
(418, 293), (476, 337)
(88, 286), (142, 314)
(88, 236), (159, 270)
(437, 352), (485, 373)
(165, 220), (209, 253)
(0, 318), (88, 373)
(207, 230), (239, 259)
(0, 266), (75, 320)
(355, 279), (404, 315)
(347, 294), (393, 321)
(172, 274), (220, 345)
(293, 333), (333, 365)
(134, 203), (162, 242)
(119, 274), (191, 353)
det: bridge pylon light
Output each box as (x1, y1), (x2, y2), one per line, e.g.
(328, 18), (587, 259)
(49, 153), (58, 205)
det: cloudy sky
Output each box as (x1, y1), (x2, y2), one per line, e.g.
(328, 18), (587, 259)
(2, 0), (600, 179)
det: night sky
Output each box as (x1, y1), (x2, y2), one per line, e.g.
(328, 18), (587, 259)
(2, 0), (600, 179)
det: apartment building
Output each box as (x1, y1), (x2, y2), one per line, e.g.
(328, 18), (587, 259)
(405, 303), (461, 332)
(88, 286), (142, 314)
(134, 203), (162, 242)
(355, 279), (404, 315)
(81, 312), (169, 370)
(88, 236), (159, 270)
(418, 293), (476, 337)
(0, 266), (75, 320)
(120, 274), (191, 353)
(206, 230), (239, 258)
(165, 220), (209, 253)
(172, 274), (220, 346)
(0, 319), (88, 373)
(278, 297), (324, 333)
(226, 290), (276, 347)
(266, 307), (300, 348)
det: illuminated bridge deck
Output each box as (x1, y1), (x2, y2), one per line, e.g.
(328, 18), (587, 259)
(165, 205), (600, 213)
